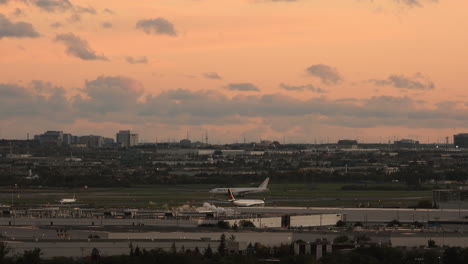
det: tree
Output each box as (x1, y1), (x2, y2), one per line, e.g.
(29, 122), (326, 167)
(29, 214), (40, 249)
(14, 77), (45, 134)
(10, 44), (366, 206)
(18, 248), (42, 264)
(194, 246), (201, 255)
(171, 242), (177, 254)
(428, 239), (437, 248)
(218, 233), (227, 256)
(0, 242), (10, 262)
(91, 247), (100, 262)
(203, 244), (213, 258)
(129, 242), (134, 256)
(246, 243), (254, 256)
(134, 246), (141, 256)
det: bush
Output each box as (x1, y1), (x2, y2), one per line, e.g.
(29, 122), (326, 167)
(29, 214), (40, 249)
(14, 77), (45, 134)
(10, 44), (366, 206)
(415, 200), (433, 209)
(353, 221), (363, 227)
(354, 234), (371, 243)
(333, 235), (349, 244)
(238, 220), (255, 228)
(217, 221), (231, 229)
(336, 220), (346, 227)
(413, 221), (424, 228)
(386, 219), (401, 227)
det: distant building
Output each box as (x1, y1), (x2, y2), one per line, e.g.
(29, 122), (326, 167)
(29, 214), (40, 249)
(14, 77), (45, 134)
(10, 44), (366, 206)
(130, 133), (138, 147)
(34, 131), (63, 146)
(179, 139), (192, 148)
(394, 139), (419, 148)
(454, 133), (468, 148)
(103, 137), (115, 146)
(71, 136), (79, 144)
(63, 134), (73, 145)
(116, 130), (139, 148)
(79, 135), (104, 148)
(337, 139), (358, 149)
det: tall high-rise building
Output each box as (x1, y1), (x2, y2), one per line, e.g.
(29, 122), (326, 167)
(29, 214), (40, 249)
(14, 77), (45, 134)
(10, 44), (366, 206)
(116, 130), (139, 148)
(130, 133), (139, 147)
(79, 135), (104, 148)
(63, 133), (72, 145)
(34, 131), (63, 146)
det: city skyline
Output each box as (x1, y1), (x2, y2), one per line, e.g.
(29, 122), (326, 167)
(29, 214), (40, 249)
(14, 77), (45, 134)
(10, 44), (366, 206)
(3, 128), (461, 145)
(1, 0), (468, 143)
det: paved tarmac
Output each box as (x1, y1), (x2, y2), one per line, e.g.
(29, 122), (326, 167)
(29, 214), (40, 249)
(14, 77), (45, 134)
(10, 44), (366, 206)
(236, 207), (468, 223)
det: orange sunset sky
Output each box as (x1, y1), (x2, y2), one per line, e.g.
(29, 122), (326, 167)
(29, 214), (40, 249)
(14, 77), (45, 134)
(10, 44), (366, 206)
(1, 0), (467, 143)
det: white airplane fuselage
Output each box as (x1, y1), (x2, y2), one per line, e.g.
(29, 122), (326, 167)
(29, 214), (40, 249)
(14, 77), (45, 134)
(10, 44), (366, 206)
(231, 199), (265, 207)
(227, 188), (265, 207)
(59, 195), (76, 204)
(59, 198), (76, 204)
(210, 178), (270, 196)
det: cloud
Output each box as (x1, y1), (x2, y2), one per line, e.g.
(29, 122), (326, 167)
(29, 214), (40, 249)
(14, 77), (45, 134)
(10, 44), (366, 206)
(55, 33), (108, 61)
(34, 0), (73, 12)
(75, 6), (96, 15)
(12, 8), (25, 16)
(369, 73), (435, 90)
(203, 72), (222, 80)
(138, 89), (468, 129)
(103, 8), (114, 14)
(50, 22), (63, 28)
(126, 56), (148, 64)
(305, 64), (342, 85)
(279, 83), (327, 93)
(136, 18), (177, 36)
(361, 0), (437, 9)
(4, 76), (468, 138)
(0, 14), (40, 39)
(394, 0), (421, 7)
(0, 81), (70, 121)
(101, 22), (112, 28)
(73, 76), (144, 115)
(225, 83), (260, 91)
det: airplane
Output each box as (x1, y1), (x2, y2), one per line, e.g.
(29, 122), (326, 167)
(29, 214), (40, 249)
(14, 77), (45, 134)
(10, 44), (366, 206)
(227, 189), (265, 207)
(209, 178), (270, 196)
(59, 194), (76, 204)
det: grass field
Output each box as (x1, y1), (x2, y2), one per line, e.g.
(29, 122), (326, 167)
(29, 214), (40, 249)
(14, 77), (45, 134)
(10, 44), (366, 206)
(0, 183), (432, 209)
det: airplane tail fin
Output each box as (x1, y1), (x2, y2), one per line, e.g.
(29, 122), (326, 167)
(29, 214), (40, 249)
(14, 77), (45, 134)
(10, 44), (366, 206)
(227, 189), (235, 201)
(259, 178), (270, 189)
